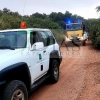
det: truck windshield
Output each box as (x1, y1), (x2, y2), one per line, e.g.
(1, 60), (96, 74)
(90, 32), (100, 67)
(0, 31), (27, 49)
(66, 24), (82, 31)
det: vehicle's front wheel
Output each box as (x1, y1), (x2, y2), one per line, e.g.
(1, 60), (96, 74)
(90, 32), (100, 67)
(3, 80), (28, 100)
(50, 60), (59, 83)
(82, 40), (86, 46)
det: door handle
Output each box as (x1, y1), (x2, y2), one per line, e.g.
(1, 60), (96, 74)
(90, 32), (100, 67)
(43, 51), (46, 53)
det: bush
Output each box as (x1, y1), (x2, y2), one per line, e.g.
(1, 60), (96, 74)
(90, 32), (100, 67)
(88, 19), (100, 49)
(51, 29), (65, 44)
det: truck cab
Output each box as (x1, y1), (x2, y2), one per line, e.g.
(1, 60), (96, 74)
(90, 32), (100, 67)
(65, 22), (87, 46)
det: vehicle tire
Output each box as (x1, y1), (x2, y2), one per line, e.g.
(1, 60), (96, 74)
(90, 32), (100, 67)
(3, 80), (28, 100)
(82, 41), (86, 46)
(50, 60), (59, 83)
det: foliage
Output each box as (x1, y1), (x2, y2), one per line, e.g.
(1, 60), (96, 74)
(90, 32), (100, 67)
(1, 7), (100, 47)
(87, 19), (100, 48)
(0, 8), (86, 44)
(51, 29), (65, 44)
(96, 6), (100, 13)
(0, 8), (86, 29)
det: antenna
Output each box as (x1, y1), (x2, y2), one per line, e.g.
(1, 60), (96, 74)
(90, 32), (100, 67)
(23, 1), (26, 15)
(22, 0), (27, 21)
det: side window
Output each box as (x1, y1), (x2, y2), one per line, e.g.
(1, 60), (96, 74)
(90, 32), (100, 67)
(44, 31), (55, 45)
(39, 31), (47, 46)
(39, 31), (55, 46)
(30, 31), (39, 46)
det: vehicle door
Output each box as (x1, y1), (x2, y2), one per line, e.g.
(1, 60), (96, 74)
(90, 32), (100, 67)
(29, 31), (44, 83)
(38, 31), (56, 73)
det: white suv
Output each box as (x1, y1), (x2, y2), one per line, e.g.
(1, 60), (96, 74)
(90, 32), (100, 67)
(0, 28), (62, 100)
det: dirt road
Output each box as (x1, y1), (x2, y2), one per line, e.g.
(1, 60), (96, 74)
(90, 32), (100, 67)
(29, 42), (100, 100)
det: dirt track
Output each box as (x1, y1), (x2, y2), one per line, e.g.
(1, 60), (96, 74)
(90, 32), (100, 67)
(29, 41), (100, 100)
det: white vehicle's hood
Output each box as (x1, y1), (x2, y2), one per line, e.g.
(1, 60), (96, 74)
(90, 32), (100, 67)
(0, 49), (24, 71)
(0, 49), (21, 58)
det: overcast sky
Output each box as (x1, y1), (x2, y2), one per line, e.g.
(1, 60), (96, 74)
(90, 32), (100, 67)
(0, 0), (100, 19)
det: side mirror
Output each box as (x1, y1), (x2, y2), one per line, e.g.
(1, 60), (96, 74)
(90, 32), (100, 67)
(30, 42), (44, 50)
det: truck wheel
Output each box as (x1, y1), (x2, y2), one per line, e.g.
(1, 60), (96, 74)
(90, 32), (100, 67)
(82, 41), (86, 46)
(3, 80), (28, 100)
(50, 60), (59, 83)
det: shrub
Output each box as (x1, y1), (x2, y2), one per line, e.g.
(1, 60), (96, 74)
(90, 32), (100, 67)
(88, 19), (100, 48)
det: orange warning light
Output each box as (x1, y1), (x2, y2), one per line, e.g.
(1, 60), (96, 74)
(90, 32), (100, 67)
(20, 22), (26, 29)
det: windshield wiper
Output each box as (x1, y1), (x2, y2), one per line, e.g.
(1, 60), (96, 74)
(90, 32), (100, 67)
(0, 46), (15, 50)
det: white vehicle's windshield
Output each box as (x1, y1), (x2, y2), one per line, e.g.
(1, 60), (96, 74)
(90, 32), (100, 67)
(66, 24), (82, 31)
(0, 31), (27, 49)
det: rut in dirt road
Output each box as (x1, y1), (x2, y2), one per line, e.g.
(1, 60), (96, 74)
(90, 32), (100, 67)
(29, 42), (100, 100)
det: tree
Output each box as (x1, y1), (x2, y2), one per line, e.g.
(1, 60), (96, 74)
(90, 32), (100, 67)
(96, 6), (100, 12)
(31, 12), (47, 19)
(3, 8), (10, 13)
(96, 6), (100, 18)
(0, 7), (86, 30)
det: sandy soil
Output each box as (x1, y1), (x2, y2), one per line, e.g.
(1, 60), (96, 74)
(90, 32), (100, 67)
(29, 41), (100, 100)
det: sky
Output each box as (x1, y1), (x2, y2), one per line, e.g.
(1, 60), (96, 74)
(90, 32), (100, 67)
(0, 0), (100, 19)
